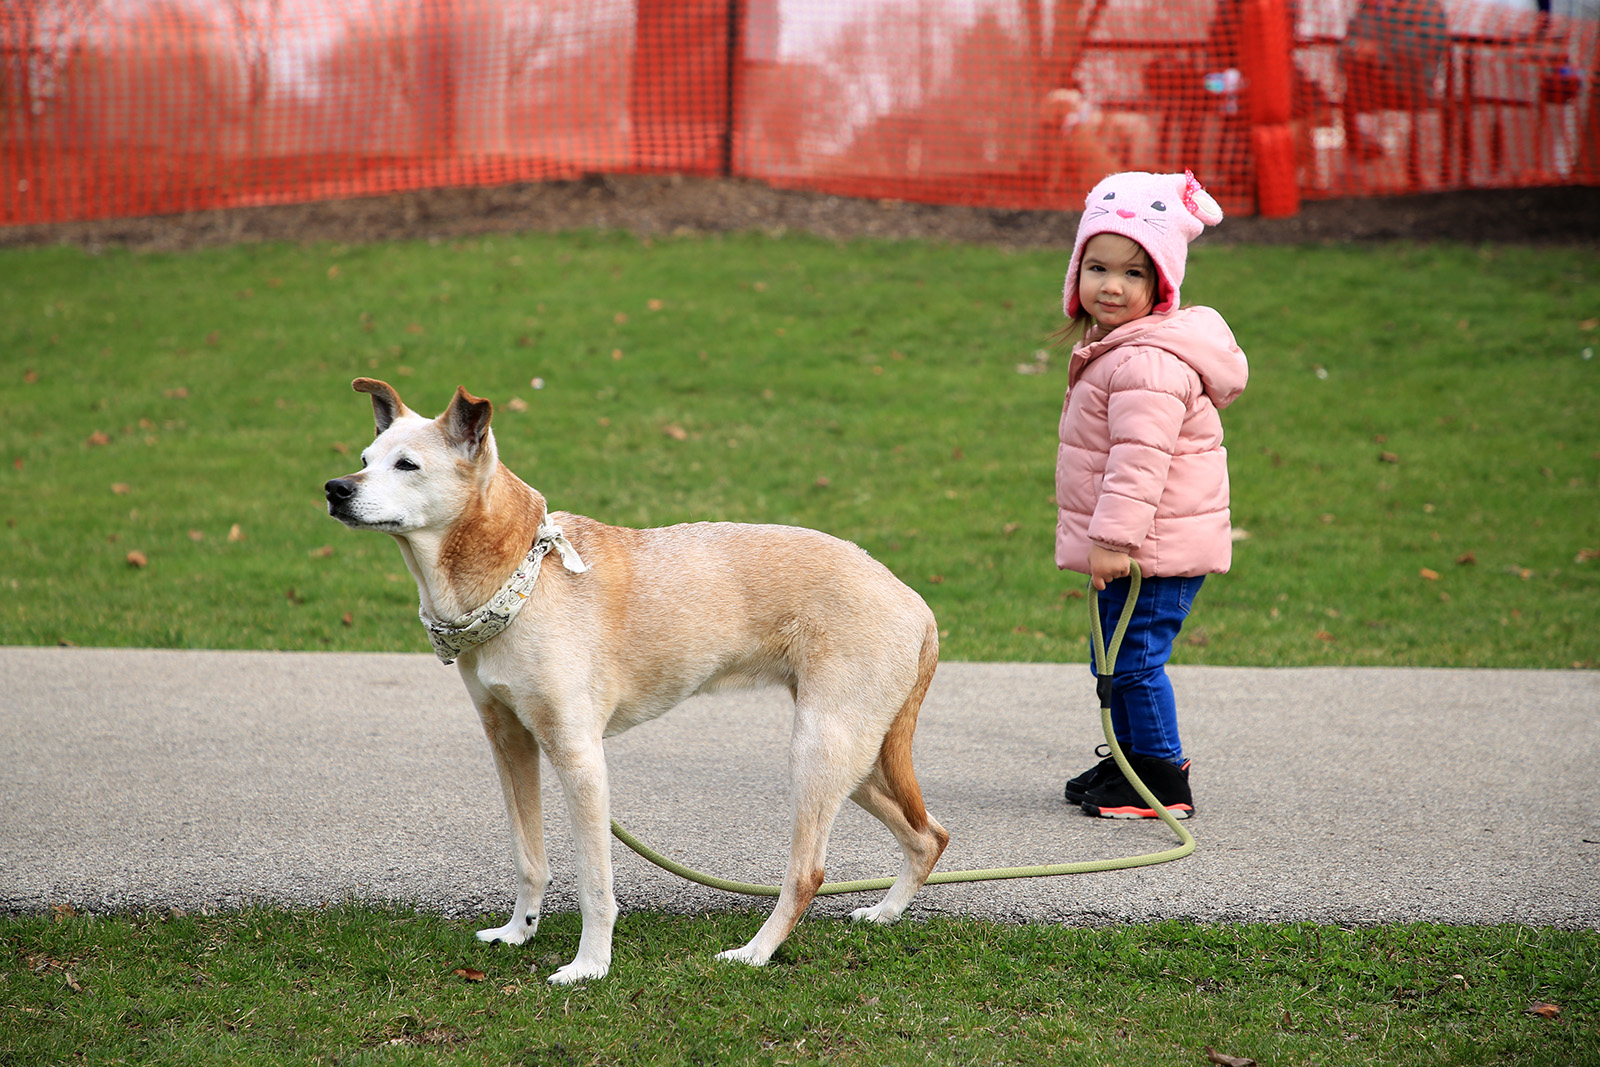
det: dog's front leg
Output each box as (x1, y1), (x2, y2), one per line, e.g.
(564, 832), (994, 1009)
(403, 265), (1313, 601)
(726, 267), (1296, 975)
(544, 730), (618, 984)
(470, 691), (551, 947)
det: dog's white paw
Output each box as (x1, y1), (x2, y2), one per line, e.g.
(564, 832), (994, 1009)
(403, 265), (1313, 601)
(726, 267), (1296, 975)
(714, 944), (770, 968)
(850, 902), (903, 926)
(476, 915), (538, 946)
(548, 958), (609, 985)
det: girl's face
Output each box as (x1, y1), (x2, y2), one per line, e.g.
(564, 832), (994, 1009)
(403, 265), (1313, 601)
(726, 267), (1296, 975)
(1078, 233), (1157, 330)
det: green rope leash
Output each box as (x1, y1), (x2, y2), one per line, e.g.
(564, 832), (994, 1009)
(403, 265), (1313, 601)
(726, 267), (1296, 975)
(609, 561), (1194, 896)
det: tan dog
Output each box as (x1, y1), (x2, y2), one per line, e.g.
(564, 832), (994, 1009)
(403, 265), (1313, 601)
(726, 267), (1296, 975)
(324, 379), (948, 983)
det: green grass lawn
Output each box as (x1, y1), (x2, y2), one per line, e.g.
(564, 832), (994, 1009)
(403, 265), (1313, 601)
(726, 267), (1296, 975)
(5, 908), (1593, 1067)
(2, 233), (1596, 665)
(2, 230), (1596, 1066)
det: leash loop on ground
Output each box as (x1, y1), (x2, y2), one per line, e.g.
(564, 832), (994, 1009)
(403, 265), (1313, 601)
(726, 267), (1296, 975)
(610, 560), (1194, 895)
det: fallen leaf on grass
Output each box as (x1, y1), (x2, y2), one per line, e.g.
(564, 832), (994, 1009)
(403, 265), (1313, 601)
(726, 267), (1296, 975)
(1525, 1002), (1561, 1019)
(1314, 629), (1337, 642)
(661, 424), (688, 441)
(125, 551), (148, 568)
(453, 967), (487, 983)
(87, 431), (111, 447)
(1419, 568), (1439, 581)
(387, 1027), (464, 1047)
(505, 397), (529, 412)
(111, 483), (131, 495)
(1457, 552), (1477, 565)
(309, 545), (334, 559)
(1577, 548), (1600, 564)
(1205, 1048), (1256, 1067)
(1378, 451), (1400, 464)
(227, 524), (246, 542)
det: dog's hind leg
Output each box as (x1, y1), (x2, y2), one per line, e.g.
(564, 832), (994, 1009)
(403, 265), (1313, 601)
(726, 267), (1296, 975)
(848, 769), (948, 925)
(715, 784), (841, 968)
(716, 710), (862, 968)
(851, 622), (947, 925)
(470, 691), (551, 947)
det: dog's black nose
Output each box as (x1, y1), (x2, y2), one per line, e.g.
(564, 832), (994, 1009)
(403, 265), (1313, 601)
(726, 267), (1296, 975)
(325, 478), (356, 505)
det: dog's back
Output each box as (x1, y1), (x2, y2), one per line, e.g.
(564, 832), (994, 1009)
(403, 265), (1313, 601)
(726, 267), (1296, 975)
(522, 515), (935, 731)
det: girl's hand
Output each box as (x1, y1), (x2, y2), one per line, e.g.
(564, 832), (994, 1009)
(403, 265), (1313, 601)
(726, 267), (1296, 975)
(1088, 545), (1132, 591)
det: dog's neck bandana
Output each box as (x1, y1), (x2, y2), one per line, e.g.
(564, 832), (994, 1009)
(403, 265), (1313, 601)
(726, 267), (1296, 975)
(420, 515), (588, 665)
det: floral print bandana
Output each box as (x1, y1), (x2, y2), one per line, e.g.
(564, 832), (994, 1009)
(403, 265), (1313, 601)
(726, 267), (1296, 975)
(420, 516), (589, 664)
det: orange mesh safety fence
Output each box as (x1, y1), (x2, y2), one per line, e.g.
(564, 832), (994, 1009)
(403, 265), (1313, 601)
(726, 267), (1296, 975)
(1, 0), (1594, 228)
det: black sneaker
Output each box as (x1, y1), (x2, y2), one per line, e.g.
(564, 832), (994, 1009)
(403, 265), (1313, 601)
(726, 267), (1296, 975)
(1080, 755), (1194, 820)
(1063, 745), (1124, 806)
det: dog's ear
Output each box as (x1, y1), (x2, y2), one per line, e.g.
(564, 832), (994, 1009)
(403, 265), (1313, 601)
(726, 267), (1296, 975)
(352, 378), (405, 435)
(440, 385), (493, 459)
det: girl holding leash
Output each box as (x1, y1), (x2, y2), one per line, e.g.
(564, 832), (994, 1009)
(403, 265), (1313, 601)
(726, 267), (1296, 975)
(1053, 170), (1248, 820)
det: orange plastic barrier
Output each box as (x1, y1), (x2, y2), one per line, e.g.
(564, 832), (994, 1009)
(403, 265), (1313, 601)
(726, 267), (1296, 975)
(1, 0), (1594, 227)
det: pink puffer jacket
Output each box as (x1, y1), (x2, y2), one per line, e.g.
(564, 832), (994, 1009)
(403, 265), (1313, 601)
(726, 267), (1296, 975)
(1055, 305), (1248, 577)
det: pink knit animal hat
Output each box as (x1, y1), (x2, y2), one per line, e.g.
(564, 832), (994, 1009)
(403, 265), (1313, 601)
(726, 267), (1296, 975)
(1063, 170), (1225, 317)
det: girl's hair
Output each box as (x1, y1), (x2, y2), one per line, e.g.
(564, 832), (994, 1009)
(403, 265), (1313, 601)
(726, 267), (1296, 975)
(1050, 240), (1161, 350)
(1049, 308), (1097, 350)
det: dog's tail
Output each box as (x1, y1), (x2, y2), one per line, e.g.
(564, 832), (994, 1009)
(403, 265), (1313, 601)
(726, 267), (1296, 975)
(876, 616), (942, 836)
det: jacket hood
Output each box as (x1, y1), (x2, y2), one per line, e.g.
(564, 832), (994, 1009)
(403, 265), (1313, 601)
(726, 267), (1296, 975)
(1070, 305), (1247, 409)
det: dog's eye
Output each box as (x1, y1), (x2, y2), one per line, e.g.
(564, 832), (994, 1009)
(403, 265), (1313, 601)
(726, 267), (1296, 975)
(394, 457), (420, 472)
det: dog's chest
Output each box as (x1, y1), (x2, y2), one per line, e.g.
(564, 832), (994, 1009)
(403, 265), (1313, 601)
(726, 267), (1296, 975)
(456, 648), (554, 715)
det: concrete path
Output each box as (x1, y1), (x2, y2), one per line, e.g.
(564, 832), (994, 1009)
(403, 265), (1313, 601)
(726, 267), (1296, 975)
(2, 647), (1596, 929)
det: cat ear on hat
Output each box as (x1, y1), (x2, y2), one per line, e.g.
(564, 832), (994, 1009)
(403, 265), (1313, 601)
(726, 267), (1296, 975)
(1180, 170), (1224, 227)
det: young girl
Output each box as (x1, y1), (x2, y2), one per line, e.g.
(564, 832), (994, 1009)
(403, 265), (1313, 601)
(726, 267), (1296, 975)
(1054, 170), (1248, 820)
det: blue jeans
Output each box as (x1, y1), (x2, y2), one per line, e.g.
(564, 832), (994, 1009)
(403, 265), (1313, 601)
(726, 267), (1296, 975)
(1089, 574), (1204, 765)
